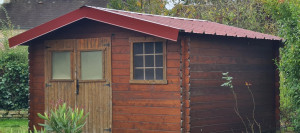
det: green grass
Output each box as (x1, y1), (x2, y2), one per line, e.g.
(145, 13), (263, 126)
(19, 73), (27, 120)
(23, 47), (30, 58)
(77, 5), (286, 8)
(0, 119), (28, 133)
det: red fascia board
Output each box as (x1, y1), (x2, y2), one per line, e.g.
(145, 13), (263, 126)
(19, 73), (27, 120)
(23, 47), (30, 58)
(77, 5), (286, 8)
(9, 7), (180, 47)
(84, 7), (179, 42)
(9, 9), (85, 47)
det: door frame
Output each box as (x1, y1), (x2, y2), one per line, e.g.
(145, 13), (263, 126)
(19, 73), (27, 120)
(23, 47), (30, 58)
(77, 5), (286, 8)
(44, 38), (112, 132)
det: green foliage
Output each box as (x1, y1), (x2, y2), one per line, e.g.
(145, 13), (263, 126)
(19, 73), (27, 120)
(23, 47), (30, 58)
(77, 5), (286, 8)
(37, 103), (89, 133)
(167, 0), (277, 35)
(107, 0), (167, 15)
(265, 0), (300, 131)
(0, 6), (29, 110)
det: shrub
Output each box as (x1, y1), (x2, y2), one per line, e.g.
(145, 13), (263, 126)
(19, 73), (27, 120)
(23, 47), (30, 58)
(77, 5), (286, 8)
(0, 5), (29, 110)
(37, 103), (89, 133)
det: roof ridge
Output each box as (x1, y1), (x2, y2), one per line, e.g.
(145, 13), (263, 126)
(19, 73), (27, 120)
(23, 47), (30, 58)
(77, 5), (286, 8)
(85, 5), (208, 22)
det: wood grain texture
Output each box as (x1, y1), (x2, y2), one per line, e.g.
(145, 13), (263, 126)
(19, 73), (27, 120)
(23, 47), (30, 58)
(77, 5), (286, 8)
(28, 43), (45, 131)
(28, 19), (182, 133)
(189, 35), (277, 132)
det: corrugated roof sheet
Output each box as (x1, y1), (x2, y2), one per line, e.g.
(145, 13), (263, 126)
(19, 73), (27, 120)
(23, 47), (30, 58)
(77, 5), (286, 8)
(89, 6), (281, 41)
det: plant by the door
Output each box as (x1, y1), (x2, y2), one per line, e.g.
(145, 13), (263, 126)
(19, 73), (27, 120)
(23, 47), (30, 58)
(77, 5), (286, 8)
(32, 100), (89, 133)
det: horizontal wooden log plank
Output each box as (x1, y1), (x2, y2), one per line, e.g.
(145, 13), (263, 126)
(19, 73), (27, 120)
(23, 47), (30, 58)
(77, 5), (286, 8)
(190, 79), (274, 88)
(190, 47), (272, 58)
(190, 64), (274, 72)
(113, 106), (180, 115)
(112, 61), (130, 68)
(191, 106), (274, 119)
(167, 60), (180, 68)
(167, 52), (180, 60)
(112, 54), (130, 61)
(190, 92), (274, 103)
(190, 38), (272, 50)
(113, 113), (181, 123)
(113, 121), (181, 131)
(190, 99), (274, 110)
(112, 38), (130, 46)
(129, 84), (180, 92)
(191, 113), (274, 126)
(112, 128), (180, 133)
(113, 91), (180, 99)
(113, 99), (180, 107)
(167, 68), (180, 76)
(112, 75), (180, 84)
(190, 56), (273, 65)
(190, 86), (274, 96)
(190, 119), (275, 133)
(112, 45), (130, 54)
(190, 71), (274, 80)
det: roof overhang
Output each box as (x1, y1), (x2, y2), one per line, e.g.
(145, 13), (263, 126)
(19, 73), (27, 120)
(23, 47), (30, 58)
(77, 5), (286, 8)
(9, 6), (180, 47)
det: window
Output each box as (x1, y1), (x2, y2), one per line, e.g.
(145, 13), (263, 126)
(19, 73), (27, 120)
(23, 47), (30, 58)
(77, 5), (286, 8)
(52, 51), (71, 80)
(80, 51), (103, 80)
(130, 38), (167, 84)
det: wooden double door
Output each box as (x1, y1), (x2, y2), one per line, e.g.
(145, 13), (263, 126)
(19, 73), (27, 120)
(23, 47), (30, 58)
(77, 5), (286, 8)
(44, 38), (112, 133)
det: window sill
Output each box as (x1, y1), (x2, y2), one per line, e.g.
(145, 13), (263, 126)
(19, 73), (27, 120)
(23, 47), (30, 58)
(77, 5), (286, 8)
(129, 80), (168, 85)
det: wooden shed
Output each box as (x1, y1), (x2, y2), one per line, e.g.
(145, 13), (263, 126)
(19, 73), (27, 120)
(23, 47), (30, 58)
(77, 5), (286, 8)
(9, 6), (282, 133)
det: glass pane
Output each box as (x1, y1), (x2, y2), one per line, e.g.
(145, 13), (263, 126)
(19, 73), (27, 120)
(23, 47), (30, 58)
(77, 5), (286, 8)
(81, 51), (103, 80)
(133, 43), (143, 55)
(134, 56), (143, 67)
(155, 42), (163, 53)
(145, 69), (154, 80)
(145, 42), (154, 54)
(145, 55), (154, 67)
(156, 68), (163, 80)
(52, 52), (71, 79)
(155, 55), (163, 67)
(134, 69), (144, 80)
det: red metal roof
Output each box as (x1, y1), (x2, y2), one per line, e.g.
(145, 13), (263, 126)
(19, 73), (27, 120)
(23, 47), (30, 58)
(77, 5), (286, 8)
(9, 6), (281, 47)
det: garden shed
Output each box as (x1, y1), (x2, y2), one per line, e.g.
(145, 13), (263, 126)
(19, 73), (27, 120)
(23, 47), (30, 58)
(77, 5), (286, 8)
(9, 6), (282, 133)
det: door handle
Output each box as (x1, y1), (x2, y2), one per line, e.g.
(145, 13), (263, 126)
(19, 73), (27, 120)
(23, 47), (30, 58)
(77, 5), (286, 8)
(76, 80), (79, 95)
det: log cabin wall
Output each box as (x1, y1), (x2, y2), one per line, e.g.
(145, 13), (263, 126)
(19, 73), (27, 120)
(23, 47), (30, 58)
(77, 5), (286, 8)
(189, 34), (277, 132)
(28, 19), (183, 132)
(28, 42), (45, 131)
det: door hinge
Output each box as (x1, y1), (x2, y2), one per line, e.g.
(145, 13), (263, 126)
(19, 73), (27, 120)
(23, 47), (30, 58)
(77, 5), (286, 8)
(103, 128), (111, 132)
(104, 43), (110, 47)
(104, 83), (110, 87)
(45, 83), (51, 87)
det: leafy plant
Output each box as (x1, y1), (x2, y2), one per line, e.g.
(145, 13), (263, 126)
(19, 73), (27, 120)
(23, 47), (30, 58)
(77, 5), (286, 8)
(0, 5), (28, 110)
(264, 0), (300, 131)
(37, 103), (89, 133)
(221, 72), (261, 133)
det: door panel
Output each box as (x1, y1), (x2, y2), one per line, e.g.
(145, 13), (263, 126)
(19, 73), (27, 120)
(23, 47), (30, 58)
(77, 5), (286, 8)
(76, 38), (111, 133)
(45, 38), (112, 133)
(45, 39), (76, 112)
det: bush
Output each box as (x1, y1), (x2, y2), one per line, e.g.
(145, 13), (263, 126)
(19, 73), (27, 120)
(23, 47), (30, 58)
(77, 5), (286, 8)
(0, 5), (29, 110)
(37, 102), (89, 133)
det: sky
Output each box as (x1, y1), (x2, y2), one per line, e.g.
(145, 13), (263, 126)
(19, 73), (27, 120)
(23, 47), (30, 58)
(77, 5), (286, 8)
(165, 0), (176, 10)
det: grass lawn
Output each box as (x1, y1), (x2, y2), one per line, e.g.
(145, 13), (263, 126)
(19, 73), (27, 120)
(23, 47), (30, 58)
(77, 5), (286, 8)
(0, 119), (28, 133)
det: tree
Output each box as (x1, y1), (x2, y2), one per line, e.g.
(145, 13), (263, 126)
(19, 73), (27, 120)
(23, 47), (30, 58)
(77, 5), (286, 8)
(265, 0), (300, 131)
(107, 0), (167, 15)
(166, 0), (277, 35)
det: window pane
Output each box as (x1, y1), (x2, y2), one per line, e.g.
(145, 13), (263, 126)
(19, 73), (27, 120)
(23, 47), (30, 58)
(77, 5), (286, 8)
(155, 42), (163, 53)
(155, 55), (163, 67)
(156, 68), (163, 80)
(81, 51), (103, 80)
(52, 52), (71, 79)
(145, 42), (154, 54)
(134, 56), (143, 67)
(134, 69), (144, 80)
(133, 43), (143, 55)
(145, 69), (154, 80)
(145, 55), (154, 67)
